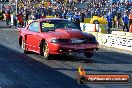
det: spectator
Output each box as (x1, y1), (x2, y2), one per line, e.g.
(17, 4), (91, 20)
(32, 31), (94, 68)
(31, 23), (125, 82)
(129, 9), (132, 26)
(5, 11), (11, 27)
(112, 13), (117, 28)
(34, 12), (40, 20)
(106, 11), (113, 33)
(80, 10), (85, 23)
(25, 9), (30, 22)
(17, 12), (24, 27)
(73, 12), (81, 30)
(117, 11), (122, 28)
(122, 12), (129, 32)
(5, 0), (132, 33)
(63, 10), (67, 19)
(13, 13), (17, 27)
(41, 13), (46, 19)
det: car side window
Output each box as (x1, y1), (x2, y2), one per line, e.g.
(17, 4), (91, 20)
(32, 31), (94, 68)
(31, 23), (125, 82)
(28, 22), (39, 32)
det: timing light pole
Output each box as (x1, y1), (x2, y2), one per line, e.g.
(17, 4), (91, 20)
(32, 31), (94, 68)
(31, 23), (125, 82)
(15, 0), (18, 14)
(0, 3), (2, 12)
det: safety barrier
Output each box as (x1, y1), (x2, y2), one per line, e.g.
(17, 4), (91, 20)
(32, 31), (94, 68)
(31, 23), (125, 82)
(80, 23), (132, 52)
(88, 31), (132, 52)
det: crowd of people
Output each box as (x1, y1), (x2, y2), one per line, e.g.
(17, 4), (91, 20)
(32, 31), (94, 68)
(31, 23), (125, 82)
(2, 0), (85, 27)
(1, 0), (132, 32)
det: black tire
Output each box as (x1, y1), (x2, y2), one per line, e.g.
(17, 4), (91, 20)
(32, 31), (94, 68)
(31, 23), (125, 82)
(84, 52), (93, 58)
(42, 42), (52, 60)
(93, 20), (99, 24)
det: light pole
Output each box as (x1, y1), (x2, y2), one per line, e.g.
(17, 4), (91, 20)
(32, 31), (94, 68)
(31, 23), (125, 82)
(0, 3), (2, 12)
(15, 0), (18, 14)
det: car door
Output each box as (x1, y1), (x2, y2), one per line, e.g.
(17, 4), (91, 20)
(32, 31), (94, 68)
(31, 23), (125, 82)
(26, 21), (41, 52)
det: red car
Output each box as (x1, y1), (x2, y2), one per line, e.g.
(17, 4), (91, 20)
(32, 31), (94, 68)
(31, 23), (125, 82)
(18, 18), (99, 59)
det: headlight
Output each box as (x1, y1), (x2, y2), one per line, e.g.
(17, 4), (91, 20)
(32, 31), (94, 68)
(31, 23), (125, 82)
(51, 38), (70, 44)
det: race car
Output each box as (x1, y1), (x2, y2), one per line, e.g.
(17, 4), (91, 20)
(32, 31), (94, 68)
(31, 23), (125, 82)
(90, 16), (107, 24)
(18, 18), (99, 59)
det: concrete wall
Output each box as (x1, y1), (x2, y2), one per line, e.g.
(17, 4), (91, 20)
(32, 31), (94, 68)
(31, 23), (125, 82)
(80, 23), (132, 52)
(89, 31), (132, 52)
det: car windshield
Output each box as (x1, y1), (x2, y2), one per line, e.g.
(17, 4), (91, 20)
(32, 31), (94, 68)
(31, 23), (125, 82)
(40, 20), (79, 32)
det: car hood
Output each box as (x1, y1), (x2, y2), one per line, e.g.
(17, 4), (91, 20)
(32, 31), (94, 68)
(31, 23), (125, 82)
(43, 28), (91, 39)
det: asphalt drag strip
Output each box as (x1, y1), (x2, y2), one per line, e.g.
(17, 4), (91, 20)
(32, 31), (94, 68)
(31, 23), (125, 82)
(0, 28), (132, 88)
(0, 43), (89, 88)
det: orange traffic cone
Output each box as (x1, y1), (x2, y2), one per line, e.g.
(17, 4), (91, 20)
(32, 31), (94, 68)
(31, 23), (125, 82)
(129, 24), (132, 32)
(94, 24), (96, 32)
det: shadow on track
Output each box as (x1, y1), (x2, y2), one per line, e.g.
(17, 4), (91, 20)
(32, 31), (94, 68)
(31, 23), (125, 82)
(19, 49), (132, 65)
(92, 52), (132, 64)
(0, 44), (89, 88)
(53, 67), (132, 74)
(51, 54), (93, 63)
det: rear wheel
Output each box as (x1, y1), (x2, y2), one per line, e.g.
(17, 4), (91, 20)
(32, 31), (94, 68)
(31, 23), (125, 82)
(42, 42), (52, 60)
(21, 39), (28, 53)
(84, 52), (93, 58)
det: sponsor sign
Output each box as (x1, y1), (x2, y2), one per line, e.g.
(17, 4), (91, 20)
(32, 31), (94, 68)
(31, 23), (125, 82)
(77, 66), (131, 84)
(89, 32), (132, 51)
(82, 74), (130, 83)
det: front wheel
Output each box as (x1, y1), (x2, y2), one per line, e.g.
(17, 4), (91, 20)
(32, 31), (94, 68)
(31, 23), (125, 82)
(84, 52), (93, 58)
(42, 42), (52, 60)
